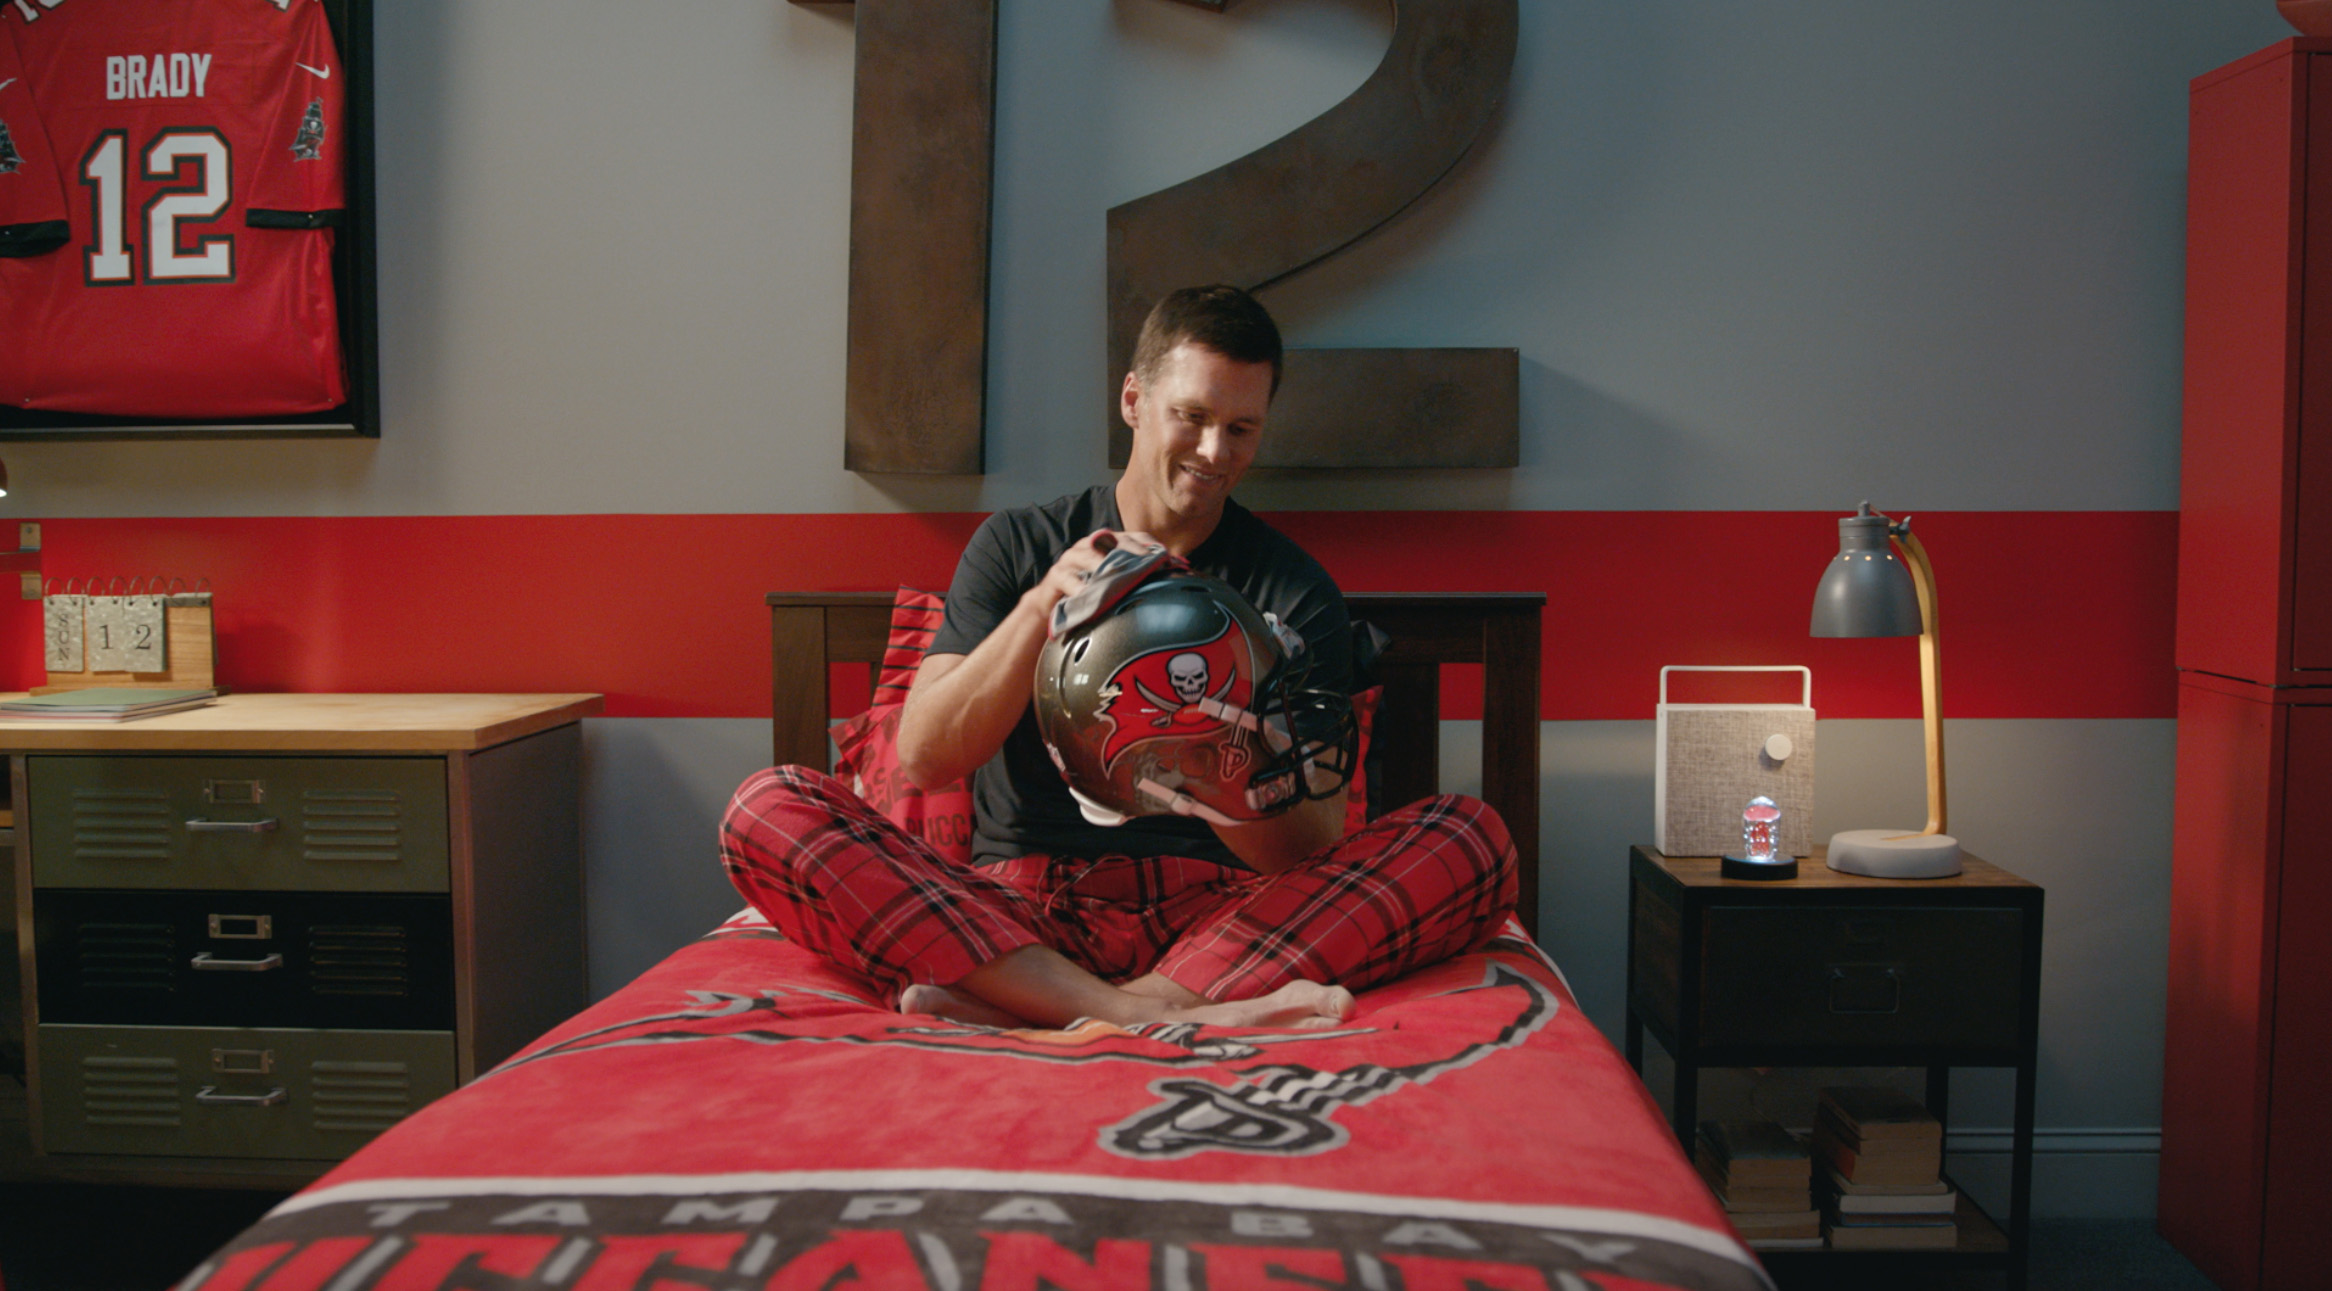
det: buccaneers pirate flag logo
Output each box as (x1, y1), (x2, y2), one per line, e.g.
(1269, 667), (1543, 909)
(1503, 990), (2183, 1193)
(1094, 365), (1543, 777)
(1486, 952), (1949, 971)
(485, 930), (1561, 1164)
(1093, 621), (1253, 772)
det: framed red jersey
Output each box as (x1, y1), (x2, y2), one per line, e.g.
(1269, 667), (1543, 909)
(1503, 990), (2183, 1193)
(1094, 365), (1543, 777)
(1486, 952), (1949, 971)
(0, 0), (376, 436)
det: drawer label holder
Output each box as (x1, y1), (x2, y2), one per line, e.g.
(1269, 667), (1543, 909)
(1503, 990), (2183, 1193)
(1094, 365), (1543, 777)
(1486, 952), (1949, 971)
(212, 1048), (275, 1075)
(207, 913), (273, 940)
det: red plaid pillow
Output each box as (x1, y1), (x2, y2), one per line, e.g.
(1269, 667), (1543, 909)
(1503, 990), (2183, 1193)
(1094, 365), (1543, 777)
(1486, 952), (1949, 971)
(831, 589), (976, 864)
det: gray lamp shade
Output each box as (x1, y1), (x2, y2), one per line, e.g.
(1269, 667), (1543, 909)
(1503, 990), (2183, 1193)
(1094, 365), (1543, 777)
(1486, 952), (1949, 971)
(1810, 508), (1921, 637)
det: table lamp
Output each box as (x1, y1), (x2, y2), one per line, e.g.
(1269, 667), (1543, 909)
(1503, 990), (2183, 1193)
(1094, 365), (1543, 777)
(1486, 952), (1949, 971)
(1809, 503), (1961, 878)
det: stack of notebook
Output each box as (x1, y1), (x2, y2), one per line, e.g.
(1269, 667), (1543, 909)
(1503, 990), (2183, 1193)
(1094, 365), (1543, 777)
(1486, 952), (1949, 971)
(0, 687), (219, 722)
(1813, 1086), (1957, 1249)
(1695, 1120), (1820, 1249)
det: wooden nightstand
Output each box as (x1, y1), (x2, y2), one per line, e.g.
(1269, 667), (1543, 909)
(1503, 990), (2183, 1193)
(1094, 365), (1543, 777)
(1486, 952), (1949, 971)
(1626, 845), (2043, 1289)
(0, 693), (600, 1187)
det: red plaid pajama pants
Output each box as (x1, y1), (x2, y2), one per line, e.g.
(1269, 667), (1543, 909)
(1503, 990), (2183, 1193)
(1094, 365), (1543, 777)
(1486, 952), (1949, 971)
(719, 765), (1519, 1004)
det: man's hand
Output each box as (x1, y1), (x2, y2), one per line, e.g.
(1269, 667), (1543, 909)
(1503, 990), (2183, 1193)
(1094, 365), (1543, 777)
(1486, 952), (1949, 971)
(1212, 788), (1348, 875)
(1024, 528), (1162, 627)
(897, 529), (1159, 791)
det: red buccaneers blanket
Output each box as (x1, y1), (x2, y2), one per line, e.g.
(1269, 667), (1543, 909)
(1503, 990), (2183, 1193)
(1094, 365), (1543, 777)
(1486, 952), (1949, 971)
(184, 915), (1770, 1291)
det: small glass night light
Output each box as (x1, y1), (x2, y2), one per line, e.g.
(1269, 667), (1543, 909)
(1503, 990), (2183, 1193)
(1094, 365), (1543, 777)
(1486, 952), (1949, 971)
(1721, 794), (1798, 880)
(1741, 795), (1781, 862)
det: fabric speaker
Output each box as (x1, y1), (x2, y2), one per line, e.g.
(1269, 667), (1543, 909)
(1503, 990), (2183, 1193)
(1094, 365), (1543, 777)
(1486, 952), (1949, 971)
(1655, 666), (1815, 858)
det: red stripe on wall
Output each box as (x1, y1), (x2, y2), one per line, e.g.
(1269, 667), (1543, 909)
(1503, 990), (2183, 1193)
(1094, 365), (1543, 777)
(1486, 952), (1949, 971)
(21, 510), (2176, 721)
(1272, 510), (2180, 722)
(27, 515), (980, 719)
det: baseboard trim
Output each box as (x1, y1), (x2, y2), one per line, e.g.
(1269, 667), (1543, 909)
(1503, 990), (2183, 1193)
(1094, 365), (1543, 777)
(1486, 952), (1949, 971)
(1945, 1126), (2162, 1156)
(1940, 1131), (2163, 1220)
(1778, 1124), (2165, 1216)
(1789, 1125), (2163, 1156)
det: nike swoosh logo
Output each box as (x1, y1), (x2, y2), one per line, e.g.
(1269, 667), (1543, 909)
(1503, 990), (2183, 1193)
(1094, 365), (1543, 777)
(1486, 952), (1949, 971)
(0, 79), (17, 93)
(294, 62), (331, 79)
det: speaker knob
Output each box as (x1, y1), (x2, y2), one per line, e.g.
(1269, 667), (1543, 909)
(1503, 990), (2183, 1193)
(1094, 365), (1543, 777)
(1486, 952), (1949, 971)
(1763, 733), (1794, 762)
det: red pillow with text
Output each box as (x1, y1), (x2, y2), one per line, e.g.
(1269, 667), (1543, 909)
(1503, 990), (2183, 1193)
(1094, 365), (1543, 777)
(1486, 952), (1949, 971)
(831, 588), (1382, 863)
(830, 589), (977, 864)
(1343, 684), (1379, 836)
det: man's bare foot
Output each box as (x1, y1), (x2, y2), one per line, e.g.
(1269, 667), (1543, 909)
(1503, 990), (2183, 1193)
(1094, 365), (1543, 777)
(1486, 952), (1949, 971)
(944, 946), (1357, 1033)
(1158, 980), (1357, 1030)
(1118, 971), (1207, 1009)
(905, 976), (1351, 1032)
(898, 983), (1032, 1029)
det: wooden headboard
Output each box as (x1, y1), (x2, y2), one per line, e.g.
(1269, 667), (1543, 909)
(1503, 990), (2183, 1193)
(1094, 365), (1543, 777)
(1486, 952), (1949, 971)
(766, 592), (1546, 937)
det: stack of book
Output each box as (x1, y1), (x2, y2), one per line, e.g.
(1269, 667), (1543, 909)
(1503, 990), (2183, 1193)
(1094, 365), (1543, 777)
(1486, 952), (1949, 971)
(1695, 1120), (1820, 1249)
(1813, 1086), (1957, 1249)
(0, 687), (218, 722)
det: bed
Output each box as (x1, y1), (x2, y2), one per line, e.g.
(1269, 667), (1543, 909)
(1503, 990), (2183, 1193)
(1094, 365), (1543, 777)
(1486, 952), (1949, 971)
(180, 591), (1771, 1291)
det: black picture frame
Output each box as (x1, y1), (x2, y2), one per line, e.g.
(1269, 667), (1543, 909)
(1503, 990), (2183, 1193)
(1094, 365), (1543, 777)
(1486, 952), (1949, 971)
(0, 0), (379, 441)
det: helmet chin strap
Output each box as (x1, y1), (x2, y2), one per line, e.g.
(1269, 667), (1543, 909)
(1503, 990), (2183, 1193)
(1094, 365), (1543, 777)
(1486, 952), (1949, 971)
(1134, 777), (1247, 828)
(1192, 697), (1294, 754)
(1071, 694), (1305, 829)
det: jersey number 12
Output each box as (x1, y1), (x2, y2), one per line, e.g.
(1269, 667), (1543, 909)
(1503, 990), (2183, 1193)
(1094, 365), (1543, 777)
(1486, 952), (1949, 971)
(82, 127), (235, 286)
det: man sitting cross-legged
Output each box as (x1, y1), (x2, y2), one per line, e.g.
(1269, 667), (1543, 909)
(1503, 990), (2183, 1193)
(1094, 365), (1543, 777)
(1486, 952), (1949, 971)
(720, 285), (1517, 1031)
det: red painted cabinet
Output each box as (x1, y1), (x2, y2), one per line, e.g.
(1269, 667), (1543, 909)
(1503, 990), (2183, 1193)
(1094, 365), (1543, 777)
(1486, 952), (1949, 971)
(2178, 40), (2332, 687)
(2262, 702), (2332, 1289)
(2162, 680), (2332, 1288)
(2164, 38), (2332, 1291)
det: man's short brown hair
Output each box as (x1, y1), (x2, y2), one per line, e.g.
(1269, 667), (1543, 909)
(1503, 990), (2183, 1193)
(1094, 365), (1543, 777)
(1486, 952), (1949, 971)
(1130, 285), (1284, 395)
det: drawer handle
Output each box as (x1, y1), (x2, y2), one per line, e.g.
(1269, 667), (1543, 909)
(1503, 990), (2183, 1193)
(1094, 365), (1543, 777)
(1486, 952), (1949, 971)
(196, 1085), (287, 1108)
(191, 952), (284, 973)
(1827, 965), (1903, 1014)
(185, 817), (280, 834)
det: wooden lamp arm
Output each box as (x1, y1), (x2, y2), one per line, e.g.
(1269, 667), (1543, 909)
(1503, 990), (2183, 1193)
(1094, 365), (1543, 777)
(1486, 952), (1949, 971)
(1893, 524), (1947, 837)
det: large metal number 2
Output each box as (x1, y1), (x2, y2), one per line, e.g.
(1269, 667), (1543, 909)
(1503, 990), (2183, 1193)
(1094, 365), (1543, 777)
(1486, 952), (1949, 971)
(802, 0), (998, 475)
(1110, 0), (1520, 469)
(811, 0), (1512, 474)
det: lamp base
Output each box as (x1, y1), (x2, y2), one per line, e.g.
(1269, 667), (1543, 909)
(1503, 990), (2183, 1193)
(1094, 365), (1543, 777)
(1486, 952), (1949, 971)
(1825, 829), (1962, 879)
(1721, 854), (1799, 881)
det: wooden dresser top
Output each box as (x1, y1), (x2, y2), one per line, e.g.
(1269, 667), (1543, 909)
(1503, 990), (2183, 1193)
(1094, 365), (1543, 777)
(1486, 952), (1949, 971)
(0, 693), (603, 753)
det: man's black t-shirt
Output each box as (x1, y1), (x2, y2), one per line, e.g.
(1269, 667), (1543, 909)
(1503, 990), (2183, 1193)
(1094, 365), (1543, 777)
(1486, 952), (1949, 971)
(928, 485), (1352, 869)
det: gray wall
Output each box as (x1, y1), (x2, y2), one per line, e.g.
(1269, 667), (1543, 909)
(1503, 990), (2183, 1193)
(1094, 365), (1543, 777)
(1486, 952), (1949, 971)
(11, 0), (2297, 1219)
(6, 0), (2284, 515)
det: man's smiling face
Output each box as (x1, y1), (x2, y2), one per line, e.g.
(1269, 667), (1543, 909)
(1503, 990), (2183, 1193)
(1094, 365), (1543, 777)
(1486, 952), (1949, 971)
(1119, 341), (1272, 535)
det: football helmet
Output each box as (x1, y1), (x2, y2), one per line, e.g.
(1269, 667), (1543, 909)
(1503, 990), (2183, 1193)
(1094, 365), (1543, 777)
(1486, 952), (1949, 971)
(1035, 551), (1357, 828)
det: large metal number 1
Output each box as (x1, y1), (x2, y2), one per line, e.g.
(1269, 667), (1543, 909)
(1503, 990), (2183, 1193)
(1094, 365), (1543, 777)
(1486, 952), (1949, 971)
(800, 0), (998, 475)
(1110, 0), (1520, 469)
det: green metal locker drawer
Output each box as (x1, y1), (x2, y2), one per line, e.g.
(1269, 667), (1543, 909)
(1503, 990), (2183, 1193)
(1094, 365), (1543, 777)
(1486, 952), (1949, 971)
(27, 755), (449, 893)
(37, 1023), (456, 1160)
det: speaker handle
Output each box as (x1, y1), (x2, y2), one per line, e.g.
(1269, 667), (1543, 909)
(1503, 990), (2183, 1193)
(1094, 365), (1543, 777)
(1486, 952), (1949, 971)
(1658, 665), (1812, 707)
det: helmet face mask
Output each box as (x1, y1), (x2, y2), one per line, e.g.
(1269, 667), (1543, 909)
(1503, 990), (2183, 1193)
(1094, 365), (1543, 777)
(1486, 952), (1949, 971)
(1036, 572), (1356, 828)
